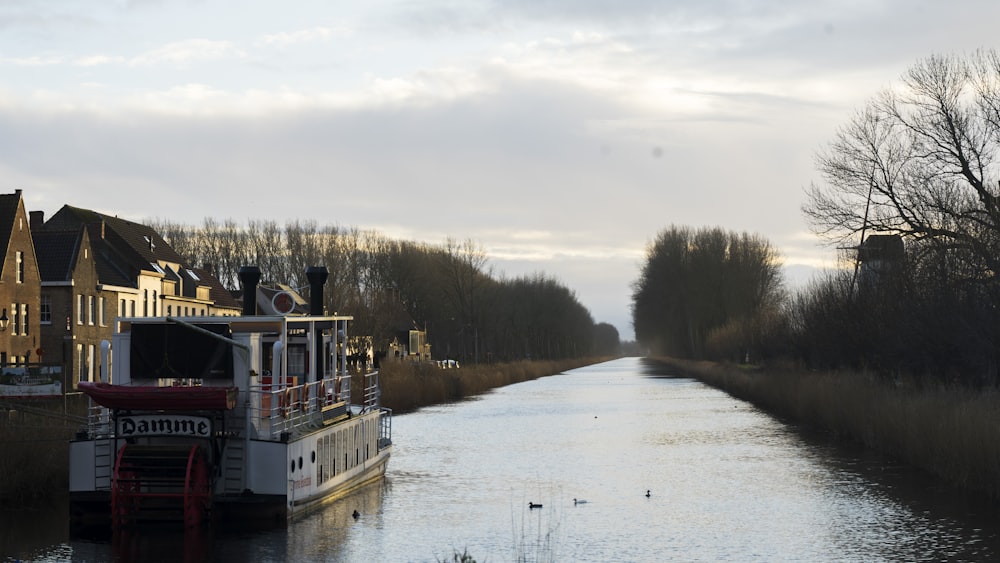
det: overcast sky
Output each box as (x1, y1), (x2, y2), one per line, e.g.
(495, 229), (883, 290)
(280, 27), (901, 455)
(3, 1), (999, 341)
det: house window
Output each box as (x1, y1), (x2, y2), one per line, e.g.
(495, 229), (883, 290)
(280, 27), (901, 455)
(40, 295), (51, 324)
(77, 294), (84, 325)
(77, 344), (85, 382)
(99, 297), (106, 326)
(130, 300), (136, 317)
(88, 296), (95, 325)
(120, 299), (126, 317)
(10, 303), (17, 336)
(20, 304), (27, 336)
(143, 289), (148, 316)
(153, 291), (158, 316)
(87, 345), (96, 381)
(15, 251), (23, 283)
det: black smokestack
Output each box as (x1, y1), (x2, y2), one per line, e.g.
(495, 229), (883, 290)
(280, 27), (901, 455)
(239, 266), (261, 316)
(306, 266), (329, 315)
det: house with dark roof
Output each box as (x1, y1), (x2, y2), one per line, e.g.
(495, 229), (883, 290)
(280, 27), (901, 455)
(38, 205), (241, 318)
(31, 203), (242, 385)
(33, 224), (107, 385)
(0, 190), (41, 367)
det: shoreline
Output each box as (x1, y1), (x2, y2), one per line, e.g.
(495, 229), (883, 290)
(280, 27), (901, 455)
(650, 356), (1000, 503)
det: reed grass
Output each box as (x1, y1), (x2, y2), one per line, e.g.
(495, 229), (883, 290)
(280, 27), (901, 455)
(363, 358), (608, 414)
(0, 399), (84, 504)
(654, 357), (1000, 501)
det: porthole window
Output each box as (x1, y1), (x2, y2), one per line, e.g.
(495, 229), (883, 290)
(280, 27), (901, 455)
(311, 451), (316, 463)
(290, 460), (295, 473)
(298, 456), (303, 470)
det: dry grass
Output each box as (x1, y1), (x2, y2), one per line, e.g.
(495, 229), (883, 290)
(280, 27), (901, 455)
(0, 399), (84, 504)
(363, 358), (608, 414)
(654, 358), (1000, 500)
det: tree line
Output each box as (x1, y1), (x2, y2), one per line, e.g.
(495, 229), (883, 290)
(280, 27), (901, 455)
(149, 218), (620, 363)
(633, 51), (1000, 386)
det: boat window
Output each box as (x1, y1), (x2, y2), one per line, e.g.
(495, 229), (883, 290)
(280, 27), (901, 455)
(130, 323), (234, 380)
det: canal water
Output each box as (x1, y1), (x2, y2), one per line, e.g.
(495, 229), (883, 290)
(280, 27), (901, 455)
(6, 357), (1000, 562)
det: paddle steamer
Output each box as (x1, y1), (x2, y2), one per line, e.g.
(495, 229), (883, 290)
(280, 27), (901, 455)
(69, 266), (392, 530)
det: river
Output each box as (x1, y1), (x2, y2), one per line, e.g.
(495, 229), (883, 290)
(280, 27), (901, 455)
(5, 357), (1000, 562)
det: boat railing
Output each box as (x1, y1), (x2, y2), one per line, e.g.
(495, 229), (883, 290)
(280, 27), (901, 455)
(248, 376), (351, 439)
(378, 407), (392, 450)
(361, 370), (382, 412)
(85, 404), (113, 438)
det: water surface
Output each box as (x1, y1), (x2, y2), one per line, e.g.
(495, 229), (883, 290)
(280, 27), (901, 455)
(8, 357), (1000, 562)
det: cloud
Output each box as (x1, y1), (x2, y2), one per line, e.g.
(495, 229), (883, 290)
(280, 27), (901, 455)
(0, 54), (64, 66)
(129, 39), (245, 67)
(259, 26), (350, 45)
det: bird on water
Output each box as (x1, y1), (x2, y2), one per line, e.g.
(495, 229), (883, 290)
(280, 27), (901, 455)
(528, 502), (543, 509)
(646, 490), (651, 498)
(574, 498), (588, 505)
(353, 509), (360, 519)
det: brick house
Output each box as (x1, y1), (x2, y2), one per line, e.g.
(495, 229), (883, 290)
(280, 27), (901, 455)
(33, 224), (115, 387)
(0, 190), (41, 367)
(32, 204), (241, 386)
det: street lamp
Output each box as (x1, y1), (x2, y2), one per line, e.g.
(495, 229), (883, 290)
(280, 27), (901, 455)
(0, 308), (9, 331)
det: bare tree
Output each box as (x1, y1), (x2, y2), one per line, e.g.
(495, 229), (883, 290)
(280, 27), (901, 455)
(805, 51), (1000, 278)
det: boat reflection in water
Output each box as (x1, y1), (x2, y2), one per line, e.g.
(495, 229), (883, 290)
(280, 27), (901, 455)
(91, 478), (387, 563)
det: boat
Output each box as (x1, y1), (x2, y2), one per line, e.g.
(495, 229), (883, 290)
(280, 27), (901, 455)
(0, 366), (63, 399)
(69, 266), (392, 532)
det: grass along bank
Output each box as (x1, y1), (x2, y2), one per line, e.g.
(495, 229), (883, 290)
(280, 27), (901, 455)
(362, 357), (611, 414)
(0, 398), (85, 504)
(652, 357), (1000, 502)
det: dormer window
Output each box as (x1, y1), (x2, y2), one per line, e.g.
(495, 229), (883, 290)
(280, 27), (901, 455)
(150, 262), (165, 275)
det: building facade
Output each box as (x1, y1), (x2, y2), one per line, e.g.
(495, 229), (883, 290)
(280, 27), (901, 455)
(0, 190), (41, 367)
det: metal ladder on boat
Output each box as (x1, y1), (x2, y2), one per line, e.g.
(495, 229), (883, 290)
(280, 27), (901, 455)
(94, 438), (114, 490)
(221, 407), (247, 494)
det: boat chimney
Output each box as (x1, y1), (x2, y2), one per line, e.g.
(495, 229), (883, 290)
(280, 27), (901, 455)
(306, 266), (328, 315)
(239, 266), (261, 316)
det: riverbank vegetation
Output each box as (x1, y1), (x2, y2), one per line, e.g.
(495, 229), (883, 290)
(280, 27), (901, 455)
(370, 357), (608, 414)
(653, 358), (1000, 501)
(0, 399), (84, 504)
(632, 51), (1000, 501)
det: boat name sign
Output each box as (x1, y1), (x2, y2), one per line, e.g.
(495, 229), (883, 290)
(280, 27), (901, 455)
(118, 414), (212, 438)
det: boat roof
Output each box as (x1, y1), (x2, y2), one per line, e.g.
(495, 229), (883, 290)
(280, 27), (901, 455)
(116, 314), (355, 334)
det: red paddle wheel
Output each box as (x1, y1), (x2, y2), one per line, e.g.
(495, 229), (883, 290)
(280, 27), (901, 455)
(111, 444), (212, 529)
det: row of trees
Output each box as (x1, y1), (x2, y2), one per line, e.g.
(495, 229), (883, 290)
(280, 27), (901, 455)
(797, 51), (1000, 383)
(631, 226), (785, 362)
(149, 218), (619, 363)
(633, 51), (1000, 386)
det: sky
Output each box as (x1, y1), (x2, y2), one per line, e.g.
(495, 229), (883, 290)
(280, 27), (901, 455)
(3, 0), (1000, 342)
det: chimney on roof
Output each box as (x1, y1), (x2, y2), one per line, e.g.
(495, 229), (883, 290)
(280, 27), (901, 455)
(14, 189), (21, 196)
(306, 266), (328, 315)
(29, 211), (43, 231)
(239, 266), (261, 316)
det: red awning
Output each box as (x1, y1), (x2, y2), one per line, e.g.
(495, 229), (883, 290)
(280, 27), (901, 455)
(78, 381), (238, 411)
